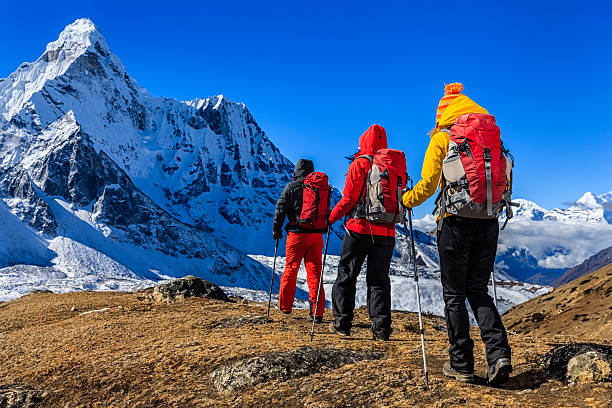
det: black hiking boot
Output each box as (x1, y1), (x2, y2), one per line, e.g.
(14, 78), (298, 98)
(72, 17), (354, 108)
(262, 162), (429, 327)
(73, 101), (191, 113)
(487, 358), (512, 386)
(328, 322), (350, 337)
(442, 361), (475, 384)
(372, 328), (393, 342)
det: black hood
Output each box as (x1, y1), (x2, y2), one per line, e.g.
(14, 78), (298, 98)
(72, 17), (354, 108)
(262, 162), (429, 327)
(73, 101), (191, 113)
(293, 159), (314, 180)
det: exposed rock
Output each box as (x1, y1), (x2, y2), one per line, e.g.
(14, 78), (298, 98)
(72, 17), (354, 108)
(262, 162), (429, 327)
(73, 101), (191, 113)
(566, 351), (612, 384)
(0, 385), (45, 407)
(151, 276), (229, 303)
(26, 289), (53, 295)
(215, 314), (270, 328)
(210, 347), (384, 392)
(542, 343), (612, 383)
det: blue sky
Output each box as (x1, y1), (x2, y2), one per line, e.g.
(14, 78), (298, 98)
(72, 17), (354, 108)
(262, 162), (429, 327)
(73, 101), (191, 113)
(1, 0), (610, 217)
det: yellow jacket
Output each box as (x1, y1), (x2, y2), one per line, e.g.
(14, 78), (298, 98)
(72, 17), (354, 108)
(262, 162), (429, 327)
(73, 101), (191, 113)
(402, 95), (488, 209)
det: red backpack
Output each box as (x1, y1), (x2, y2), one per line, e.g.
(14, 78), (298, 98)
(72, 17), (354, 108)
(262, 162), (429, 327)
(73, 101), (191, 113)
(298, 172), (331, 230)
(352, 149), (407, 224)
(436, 113), (516, 229)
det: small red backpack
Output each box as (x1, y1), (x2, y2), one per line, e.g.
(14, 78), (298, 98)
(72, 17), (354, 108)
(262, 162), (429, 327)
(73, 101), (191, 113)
(353, 149), (407, 224)
(298, 172), (331, 230)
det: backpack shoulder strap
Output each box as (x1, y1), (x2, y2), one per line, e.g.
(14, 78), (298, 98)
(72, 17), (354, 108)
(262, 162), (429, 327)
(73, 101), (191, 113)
(355, 154), (374, 163)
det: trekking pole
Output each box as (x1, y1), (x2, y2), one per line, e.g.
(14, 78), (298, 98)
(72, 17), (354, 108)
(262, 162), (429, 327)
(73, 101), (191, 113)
(266, 239), (279, 318)
(405, 208), (429, 387)
(310, 227), (332, 342)
(491, 269), (499, 310)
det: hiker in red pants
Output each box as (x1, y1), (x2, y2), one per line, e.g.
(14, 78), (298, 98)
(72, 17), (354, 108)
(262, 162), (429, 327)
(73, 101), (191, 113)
(272, 159), (330, 322)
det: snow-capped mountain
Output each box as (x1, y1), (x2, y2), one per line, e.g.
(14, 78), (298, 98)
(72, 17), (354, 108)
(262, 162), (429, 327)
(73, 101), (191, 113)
(0, 18), (608, 317)
(0, 18), (301, 256)
(494, 191), (612, 284)
(0, 18), (311, 299)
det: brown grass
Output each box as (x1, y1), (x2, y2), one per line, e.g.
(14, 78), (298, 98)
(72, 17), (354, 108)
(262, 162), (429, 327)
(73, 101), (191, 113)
(0, 290), (610, 407)
(504, 264), (612, 340)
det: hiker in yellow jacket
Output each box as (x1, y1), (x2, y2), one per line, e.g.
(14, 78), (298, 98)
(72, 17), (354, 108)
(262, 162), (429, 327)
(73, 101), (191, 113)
(403, 83), (513, 386)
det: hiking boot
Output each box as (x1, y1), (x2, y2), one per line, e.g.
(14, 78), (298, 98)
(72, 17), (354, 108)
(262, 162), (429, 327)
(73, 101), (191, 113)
(487, 358), (512, 386)
(372, 328), (393, 341)
(310, 315), (324, 324)
(442, 361), (475, 383)
(328, 322), (350, 337)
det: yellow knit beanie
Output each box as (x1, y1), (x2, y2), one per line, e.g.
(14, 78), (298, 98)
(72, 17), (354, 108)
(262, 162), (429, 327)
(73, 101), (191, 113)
(436, 83), (464, 124)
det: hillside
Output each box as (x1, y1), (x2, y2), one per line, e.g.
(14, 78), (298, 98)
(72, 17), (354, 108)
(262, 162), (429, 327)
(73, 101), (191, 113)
(503, 264), (612, 340)
(552, 245), (612, 287)
(0, 291), (610, 407)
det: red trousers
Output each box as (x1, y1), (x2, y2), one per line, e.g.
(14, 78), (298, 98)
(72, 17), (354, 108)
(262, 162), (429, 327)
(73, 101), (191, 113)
(278, 232), (325, 317)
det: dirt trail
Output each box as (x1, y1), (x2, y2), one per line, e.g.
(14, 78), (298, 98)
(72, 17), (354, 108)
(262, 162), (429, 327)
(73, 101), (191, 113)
(0, 290), (610, 407)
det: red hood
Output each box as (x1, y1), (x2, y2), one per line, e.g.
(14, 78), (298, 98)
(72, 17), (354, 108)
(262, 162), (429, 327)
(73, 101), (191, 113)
(357, 124), (387, 156)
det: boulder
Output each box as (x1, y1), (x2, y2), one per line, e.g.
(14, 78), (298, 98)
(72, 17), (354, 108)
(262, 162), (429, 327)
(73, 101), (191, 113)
(542, 343), (612, 383)
(566, 351), (612, 384)
(0, 385), (45, 407)
(151, 276), (229, 303)
(210, 347), (383, 392)
(25, 289), (53, 296)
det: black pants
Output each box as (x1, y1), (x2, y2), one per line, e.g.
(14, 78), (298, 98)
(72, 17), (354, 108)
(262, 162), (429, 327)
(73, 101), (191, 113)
(332, 230), (395, 336)
(438, 216), (511, 373)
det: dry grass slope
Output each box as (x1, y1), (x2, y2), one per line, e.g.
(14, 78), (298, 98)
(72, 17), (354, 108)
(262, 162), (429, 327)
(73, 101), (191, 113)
(504, 263), (612, 340)
(0, 289), (609, 407)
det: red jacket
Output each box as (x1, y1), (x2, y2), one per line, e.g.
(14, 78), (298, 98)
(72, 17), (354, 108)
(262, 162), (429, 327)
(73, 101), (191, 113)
(329, 124), (396, 237)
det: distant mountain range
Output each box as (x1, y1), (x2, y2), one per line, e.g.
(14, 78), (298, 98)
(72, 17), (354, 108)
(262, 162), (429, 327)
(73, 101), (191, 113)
(0, 18), (610, 303)
(552, 245), (612, 287)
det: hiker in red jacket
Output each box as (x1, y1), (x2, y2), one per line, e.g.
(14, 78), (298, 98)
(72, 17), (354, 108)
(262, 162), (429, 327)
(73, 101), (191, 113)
(272, 159), (327, 322)
(327, 124), (395, 340)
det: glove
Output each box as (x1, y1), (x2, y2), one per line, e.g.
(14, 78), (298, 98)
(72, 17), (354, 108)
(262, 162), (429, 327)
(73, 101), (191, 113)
(272, 230), (283, 240)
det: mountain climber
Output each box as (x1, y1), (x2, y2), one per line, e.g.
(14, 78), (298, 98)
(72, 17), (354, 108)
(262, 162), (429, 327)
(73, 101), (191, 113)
(272, 159), (327, 322)
(327, 124), (396, 341)
(402, 83), (513, 385)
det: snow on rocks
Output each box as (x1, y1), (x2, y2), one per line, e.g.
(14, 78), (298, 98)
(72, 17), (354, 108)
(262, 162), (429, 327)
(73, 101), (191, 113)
(248, 254), (549, 320)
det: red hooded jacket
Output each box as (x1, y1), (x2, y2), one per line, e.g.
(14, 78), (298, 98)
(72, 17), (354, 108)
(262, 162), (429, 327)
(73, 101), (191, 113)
(329, 124), (395, 237)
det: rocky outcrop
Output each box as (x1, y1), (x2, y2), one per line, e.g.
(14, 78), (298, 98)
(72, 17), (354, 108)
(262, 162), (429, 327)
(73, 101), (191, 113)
(542, 343), (612, 384)
(151, 276), (229, 303)
(0, 385), (45, 407)
(210, 347), (384, 392)
(566, 351), (612, 384)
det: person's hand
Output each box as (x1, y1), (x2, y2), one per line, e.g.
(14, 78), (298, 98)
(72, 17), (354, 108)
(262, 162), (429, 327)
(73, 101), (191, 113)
(327, 216), (334, 227)
(272, 230), (283, 240)
(401, 191), (412, 209)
